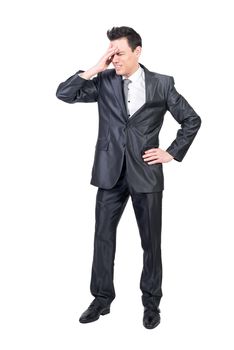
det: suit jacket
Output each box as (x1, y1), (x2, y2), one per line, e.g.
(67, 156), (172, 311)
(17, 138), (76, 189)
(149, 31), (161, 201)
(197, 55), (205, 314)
(56, 63), (201, 192)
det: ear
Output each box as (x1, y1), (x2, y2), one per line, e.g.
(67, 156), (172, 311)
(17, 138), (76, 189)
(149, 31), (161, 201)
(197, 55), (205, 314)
(135, 46), (142, 57)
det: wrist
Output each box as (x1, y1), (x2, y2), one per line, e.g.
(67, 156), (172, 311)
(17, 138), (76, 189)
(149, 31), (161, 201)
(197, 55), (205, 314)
(80, 66), (99, 80)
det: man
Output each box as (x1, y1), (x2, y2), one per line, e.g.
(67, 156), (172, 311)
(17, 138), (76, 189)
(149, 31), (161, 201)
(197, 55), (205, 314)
(56, 26), (201, 329)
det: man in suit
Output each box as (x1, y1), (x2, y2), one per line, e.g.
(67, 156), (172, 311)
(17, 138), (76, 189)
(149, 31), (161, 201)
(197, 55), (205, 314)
(56, 26), (201, 329)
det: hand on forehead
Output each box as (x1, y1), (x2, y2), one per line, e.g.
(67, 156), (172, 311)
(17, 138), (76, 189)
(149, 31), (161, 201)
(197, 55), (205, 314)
(109, 42), (119, 52)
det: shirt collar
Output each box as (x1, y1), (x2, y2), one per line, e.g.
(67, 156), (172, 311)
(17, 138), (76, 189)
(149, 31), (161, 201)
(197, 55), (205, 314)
(122, 64), (143, 82)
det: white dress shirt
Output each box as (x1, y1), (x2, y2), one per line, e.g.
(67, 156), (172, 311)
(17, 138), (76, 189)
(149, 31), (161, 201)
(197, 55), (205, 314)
(122, 65), (146, 118)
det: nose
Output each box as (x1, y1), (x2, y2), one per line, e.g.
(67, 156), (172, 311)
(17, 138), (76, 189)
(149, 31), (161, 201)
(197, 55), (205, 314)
(112, 54), (119, 63)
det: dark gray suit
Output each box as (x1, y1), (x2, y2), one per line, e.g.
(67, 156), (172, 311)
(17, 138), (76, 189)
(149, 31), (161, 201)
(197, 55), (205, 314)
(56, 63), (201, 193)
(56, 63), (201, 309)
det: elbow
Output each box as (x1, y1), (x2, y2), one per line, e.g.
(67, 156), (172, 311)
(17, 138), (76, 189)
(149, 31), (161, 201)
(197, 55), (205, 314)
(56, 88), (63, 100)
(191, 112), (202, 130)
(196, 115), (202, 129)
(56, 87), (74, 104)
(55, 84), (65, 101)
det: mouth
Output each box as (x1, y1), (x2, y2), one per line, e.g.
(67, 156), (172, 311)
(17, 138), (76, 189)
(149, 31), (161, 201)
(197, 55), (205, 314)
(115, 65), (122, 69)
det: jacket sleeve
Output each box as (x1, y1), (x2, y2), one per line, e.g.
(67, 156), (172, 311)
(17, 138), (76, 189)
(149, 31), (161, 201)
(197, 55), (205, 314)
(56, 70), (100, 103)
(166, 77), (202, 162)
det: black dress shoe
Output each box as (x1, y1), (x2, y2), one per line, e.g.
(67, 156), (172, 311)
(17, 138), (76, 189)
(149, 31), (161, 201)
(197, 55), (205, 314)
(143, 307), (161, 329)
(79, 299), (110, 324)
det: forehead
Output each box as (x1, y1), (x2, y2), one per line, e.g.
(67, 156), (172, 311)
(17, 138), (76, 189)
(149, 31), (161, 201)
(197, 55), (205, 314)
(111, 37), (131, 51)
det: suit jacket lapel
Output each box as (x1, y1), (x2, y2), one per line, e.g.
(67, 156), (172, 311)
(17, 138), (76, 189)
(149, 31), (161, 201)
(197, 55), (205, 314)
(140, 63), (158, 103)
(111, 73), (127, 118)
(111, 62), (158, 120)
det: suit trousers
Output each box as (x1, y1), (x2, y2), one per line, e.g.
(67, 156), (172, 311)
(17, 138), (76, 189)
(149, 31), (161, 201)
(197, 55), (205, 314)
(90, 155), (163, 310)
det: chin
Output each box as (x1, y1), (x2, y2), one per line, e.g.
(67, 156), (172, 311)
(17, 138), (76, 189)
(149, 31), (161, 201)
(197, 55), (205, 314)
(115, 67), (125, 75)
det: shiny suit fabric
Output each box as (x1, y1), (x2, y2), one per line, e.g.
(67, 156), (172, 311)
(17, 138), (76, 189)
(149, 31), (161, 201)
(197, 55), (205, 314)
(56, 63), (201, 193)
(56, 63), (201, 308)
(90, 155), (163, 308)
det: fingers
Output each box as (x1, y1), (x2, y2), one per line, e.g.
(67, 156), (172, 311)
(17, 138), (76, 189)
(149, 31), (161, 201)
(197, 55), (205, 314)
(106, 46), (118, 56)
(144, 148), (157, 154)
(142, 148), (161, 164)
(122, 147), (172, 165)
(143, 155), (160, 163)
(100, 43), (119, 67)
(103, 47), (118, 64)
(142, 148), (158, 159)
(141, 148), (173, 164)
(109, 42), (118, 50)
(106, 42), (119, 57)
(143, 156), (160, 164)
(143, 155), (159, 161)
(147, 159), (161, 164)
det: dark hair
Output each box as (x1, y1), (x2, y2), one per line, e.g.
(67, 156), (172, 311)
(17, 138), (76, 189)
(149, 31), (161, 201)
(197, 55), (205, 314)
(106, 26), (142, 51)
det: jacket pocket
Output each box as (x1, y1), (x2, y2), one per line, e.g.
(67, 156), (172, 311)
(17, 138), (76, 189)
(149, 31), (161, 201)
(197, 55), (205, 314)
(95, 138), (109, 151)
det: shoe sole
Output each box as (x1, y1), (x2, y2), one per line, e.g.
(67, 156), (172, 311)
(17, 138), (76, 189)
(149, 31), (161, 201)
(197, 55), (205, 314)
(100, 308), (110, 316)
(79, 307), (110, 324)
(143, 320), (160, 329)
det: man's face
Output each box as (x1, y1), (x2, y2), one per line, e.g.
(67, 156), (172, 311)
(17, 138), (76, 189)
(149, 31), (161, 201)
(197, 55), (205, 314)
(110, 37), (141, 77)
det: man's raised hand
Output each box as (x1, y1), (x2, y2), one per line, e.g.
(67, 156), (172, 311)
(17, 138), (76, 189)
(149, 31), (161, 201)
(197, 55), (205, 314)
(94, 44), (118, 73)
(79, 44), (118, 80)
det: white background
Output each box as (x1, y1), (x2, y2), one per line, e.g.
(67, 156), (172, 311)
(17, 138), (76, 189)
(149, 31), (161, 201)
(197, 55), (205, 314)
(0, 0), (234, 348)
